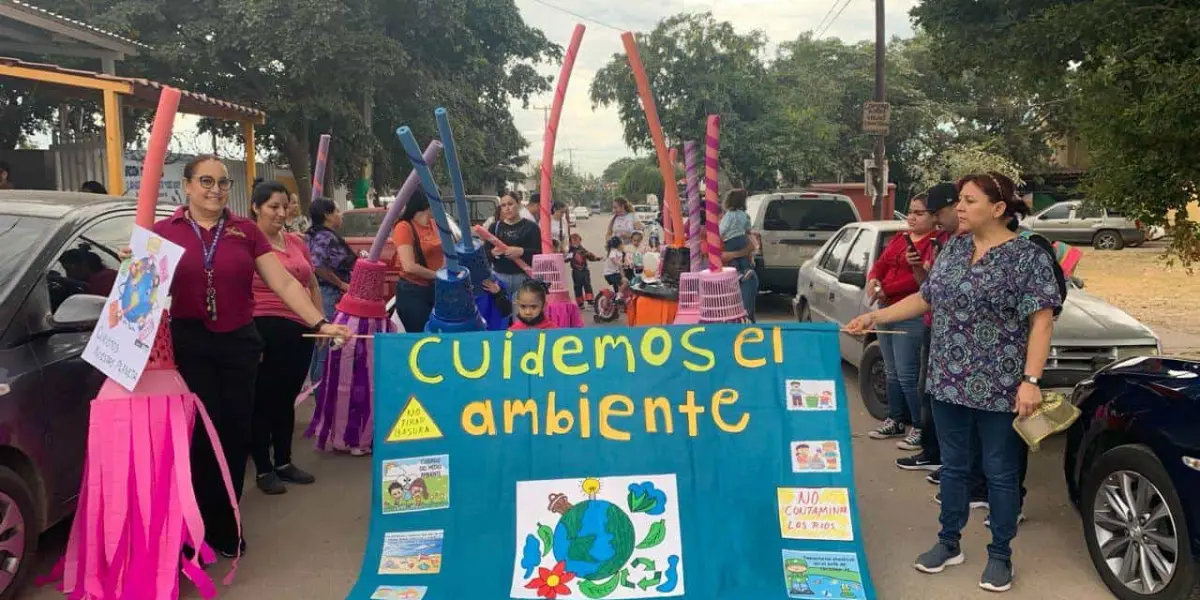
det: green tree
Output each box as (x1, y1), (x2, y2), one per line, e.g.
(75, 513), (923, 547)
(616, 162), (664, 202)
(601, 157), (645, 185)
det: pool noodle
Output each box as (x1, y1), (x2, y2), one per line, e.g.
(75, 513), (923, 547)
(311, 134), (331, 200)
(540, 24), (586, 254)
(134, 87), (180, 229)
(704, 115), (721, 271)
(434, 109), (474, 245)
(366, 141), (442, 262)
(397, 126), (458, 271)
(684, 141), (704, 271)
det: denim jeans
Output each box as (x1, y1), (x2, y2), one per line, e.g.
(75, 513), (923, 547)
(932, 400), (1025, 560)
(394, 279), (435, 333)
(739, 269), (759, 323)
(879, 316), (926, 425)
(917, 329), (940, 460)
(493, 271), (528, 318)
(309, 284), (344, 385)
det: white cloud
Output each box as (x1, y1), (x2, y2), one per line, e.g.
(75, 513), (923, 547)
(511, 0), (919, 177)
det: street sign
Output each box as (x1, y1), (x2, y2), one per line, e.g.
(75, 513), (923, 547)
(862, 101), (891, 135)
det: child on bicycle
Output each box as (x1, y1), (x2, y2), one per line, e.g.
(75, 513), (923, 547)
(565, 232), (601, 308)
(603, 236), (628, 294)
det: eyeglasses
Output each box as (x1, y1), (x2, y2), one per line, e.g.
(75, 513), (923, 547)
(193, 176), (234, 191)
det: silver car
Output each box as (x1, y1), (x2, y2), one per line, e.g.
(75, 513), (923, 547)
(1026, 201), (1146, 250)
(792, 220), (1161, 420)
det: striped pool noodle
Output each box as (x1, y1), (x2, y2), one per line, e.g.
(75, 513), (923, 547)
(311, 134), (331, 200)
(135, 87), (180, 229)
(666, 146), (679, 245)
(684, 140), (704, 272)
(367, 141), (442, 262)
(541, 24), (586, 254)
(704, 116), (721, 271)
(396, 127), (458, 271)
(434, 108), (474, 244)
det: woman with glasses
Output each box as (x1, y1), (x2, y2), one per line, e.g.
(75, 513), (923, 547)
(151, 155), (348, 559)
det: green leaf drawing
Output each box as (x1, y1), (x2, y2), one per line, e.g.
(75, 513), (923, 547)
(637, 571), (663, 590)
(578, 573), (621, 599)
(635, 520), (666, 549)
(627, 491), (655, 513)
(631, 557), (656, 571)
(618, 568), (635, 589)
(536, 523), (553, 557)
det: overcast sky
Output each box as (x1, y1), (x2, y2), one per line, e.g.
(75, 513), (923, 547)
(510, 0), (919, 176)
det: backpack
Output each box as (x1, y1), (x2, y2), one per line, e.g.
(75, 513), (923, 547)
(1018, 230), (1067, 317)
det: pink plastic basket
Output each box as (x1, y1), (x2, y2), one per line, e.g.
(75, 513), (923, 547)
(673, 271), (701, 324)
(532, 253), (571, 303)
(698, 267), (746, 323)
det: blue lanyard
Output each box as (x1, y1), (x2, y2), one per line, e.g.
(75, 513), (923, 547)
(187, 211), (226, 320)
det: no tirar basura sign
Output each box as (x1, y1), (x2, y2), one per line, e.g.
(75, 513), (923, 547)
(350, 323), (877, 600)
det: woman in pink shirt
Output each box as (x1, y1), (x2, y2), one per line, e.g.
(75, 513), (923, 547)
(249, 181), (322, 495)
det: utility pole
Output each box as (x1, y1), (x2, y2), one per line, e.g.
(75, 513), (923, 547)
(533, 105), (550, 132)
(560, 147), (577, 168)
(872, 0), (887, 220)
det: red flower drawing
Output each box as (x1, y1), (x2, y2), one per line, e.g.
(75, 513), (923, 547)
(524, 560), (575, 598)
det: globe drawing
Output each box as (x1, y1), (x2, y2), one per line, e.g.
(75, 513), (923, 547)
(551, 499), (635, 581)
(119, 258), (158, 324)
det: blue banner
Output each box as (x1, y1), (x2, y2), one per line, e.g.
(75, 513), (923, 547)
(349, 323), (876, 600)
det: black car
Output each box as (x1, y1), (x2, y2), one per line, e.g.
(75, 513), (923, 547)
(1064, 356), (1200, 600)
(0, 191), (172, 598)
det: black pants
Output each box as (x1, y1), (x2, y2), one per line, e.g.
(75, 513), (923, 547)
(572, 270), (593, 299)
(171, 319), (263, 554)
(251, 317), (314, 475)
(604, 273), (623, 293)
(395, 279), (435, 333)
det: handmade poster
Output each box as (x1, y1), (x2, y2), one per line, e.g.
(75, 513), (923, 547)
(785, 379), (836, 411)
(379, 530), (443, 575)
(510, 474), (684, 598)
(382, 455), (450, 514)
(370, 586), (427, 600)
(348, 323), (876, 599)
(81, 225), (185, 390)
(777, 488), (853, 541)
(790, 442), (841, 473)
(781, 551), (865, 600)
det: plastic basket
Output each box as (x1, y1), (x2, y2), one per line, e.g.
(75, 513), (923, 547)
(698, 267), (746, 323)
(532, 253), (571, 303)
(673, 272), (701, 325)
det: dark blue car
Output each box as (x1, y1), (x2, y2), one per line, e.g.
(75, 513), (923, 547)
(1064, 356), (1200, 599)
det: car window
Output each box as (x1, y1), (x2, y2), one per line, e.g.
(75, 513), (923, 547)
(746, 194), (769, 225)
(818, 228), (858, 273)
(762, 199), (857, 232)
(1039, 204), (1071, 220)
(0, 215), (53, 297)
(341, 211), (384, 238)
(842, 229), (876, 274)
(48, 214), (133, 311)
(1076, 204), (1104, 219)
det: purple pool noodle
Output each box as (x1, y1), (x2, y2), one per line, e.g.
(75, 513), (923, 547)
(367, 141), (443, 262)
(684, 140), (705, 272)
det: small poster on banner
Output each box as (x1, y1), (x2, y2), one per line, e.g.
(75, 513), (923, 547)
(785, 379), (836, 411)
(790, 441), (841, 473)
(378, 530), (443, 575)
(381, 455), (449, 514)
(777, 487), (853, 541)
(81, 226), (184, 391)
(370, 585), (427, 600)
(782, 550), (865, 599)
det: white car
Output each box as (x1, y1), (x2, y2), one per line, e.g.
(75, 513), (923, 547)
(572, 206), (591, 220)
(793, 220), (1161, 420)
(633, 205), (657, 224)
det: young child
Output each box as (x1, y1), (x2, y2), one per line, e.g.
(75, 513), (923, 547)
(565, 233), (601, 308)
(647, 235), (661, 253)
(510, 279), (557, 330)
(720, 188), (754, 278)
(628, 231), (646, 276)
(603, 236), (627, 294)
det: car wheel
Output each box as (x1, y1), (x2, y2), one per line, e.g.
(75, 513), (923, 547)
(858, 341), (888, 421)
(1081, 444), (1197, 600)
(0, 467), (36, 600)
(1093, 230), (1125, 251)
(795, 299), (810, 322)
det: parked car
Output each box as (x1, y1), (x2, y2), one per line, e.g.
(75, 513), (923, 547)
(572, 206), (591, 220)
(633, 204), (657, 225)
(793, 220), (1162, 419)
(1027, 201), (1146, 250)
(343, 207), (463, 289)
(748, 191), (861, 294)
(1063, 356), (1199, 600)
(0, 191), (184, 598)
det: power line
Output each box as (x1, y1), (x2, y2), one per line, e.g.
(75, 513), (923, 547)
(527, 0), (626, 32)
(811, 0), (844, 37)
(816, 0), (855, 38)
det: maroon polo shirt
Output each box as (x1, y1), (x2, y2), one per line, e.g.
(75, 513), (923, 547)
(153, 207), (272, 332)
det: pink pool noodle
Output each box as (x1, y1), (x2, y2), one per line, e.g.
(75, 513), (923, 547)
(684, 141), (704, 271)
(622, 32), (685, 247)
(135, 87), (180, 228)
(704, 115), (722, 271)
(540, 24), (586, 254)
(473, 225), (534, 277)
(367, 141), (442, 262)
(311, 134), (331, 200)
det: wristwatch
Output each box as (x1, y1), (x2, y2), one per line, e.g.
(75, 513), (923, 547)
(310, 318), (330, 333)
(1021, 374), (1041, 386)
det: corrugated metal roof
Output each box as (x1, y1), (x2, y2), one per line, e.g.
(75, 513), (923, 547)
(0, 56), (266, 122)
(7, 0), (149, 50)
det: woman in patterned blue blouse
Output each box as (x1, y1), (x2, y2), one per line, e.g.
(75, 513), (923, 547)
(847, 172), (1060, 593)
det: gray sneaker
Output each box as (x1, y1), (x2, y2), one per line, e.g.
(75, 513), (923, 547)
(979, 557), (1014, 592)
(913, 542), (965, 574)
(869, 418), (906, 439)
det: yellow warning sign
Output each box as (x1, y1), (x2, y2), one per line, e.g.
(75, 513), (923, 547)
(386, 396), (443, 442)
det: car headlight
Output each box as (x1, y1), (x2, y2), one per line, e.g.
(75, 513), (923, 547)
(1115, 346), (1159, 360)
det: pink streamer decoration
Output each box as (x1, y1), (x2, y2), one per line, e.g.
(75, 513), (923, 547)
(684, 141), (704, 272)
(540, 24), (586, 254)
(704, 116), (722, 271)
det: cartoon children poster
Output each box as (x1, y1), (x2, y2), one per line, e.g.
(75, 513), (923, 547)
(785, 379), (837, 411)
(790, 441), (842, 473)
(782, 550), (865, 599)
(370, 585), (427, 600)
(378, 530), (443, 575)
(381, 455), (449, 514)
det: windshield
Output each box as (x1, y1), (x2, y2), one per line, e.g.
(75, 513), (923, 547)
(0, 215), (52, 293)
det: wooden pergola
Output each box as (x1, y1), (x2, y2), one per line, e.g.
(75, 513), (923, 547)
(0, 1), (266, 195)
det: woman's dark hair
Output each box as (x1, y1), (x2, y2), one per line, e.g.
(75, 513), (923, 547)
(80, 180), (108, 194)
(517, 278), (548, 304)
(724, 188), (748, 211)
(552, 201), (566, 213)
(250, 180), (289, 217)
(182, 154), (222, 179)
(956, 171), (1030, 222)
(309, 197), (338, 229)
(398, 189), (431, 222)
